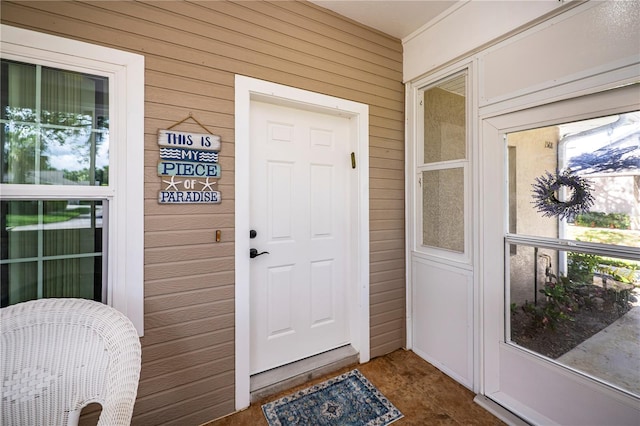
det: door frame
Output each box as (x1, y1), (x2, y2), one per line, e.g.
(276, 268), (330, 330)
(234, 75), (370, 410)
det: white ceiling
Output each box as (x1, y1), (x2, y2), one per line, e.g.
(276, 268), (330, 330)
(310, 0), (459, 40)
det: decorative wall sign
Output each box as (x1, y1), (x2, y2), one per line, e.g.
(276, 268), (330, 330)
(157, 114), (222, 204)
(158, 130), (221, 151)
(531, 169), (594, 220)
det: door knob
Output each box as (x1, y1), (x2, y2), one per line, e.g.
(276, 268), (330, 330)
(250, 248), (269, 258)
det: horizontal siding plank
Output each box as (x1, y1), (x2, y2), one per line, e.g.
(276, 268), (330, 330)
(371, 288), (405, 305)
(145, 258), (233, 280)
(163, 399), (235, 426)
(370, 178), (404, 190)
(142, 341), (234, 380)
(146, 55), (234, 87)
(146, 103), (234, 131)
(370, 209), (404, 221)
(147, 86), (234, 114)
(141, 313), (234, 347)
(134, 371), (233, 416)
(370, 157), (404, 171)
(371, 337), (405, 358)
(370, 280), (406, 303)
(371, 308), (405, 327)
(371, 219), (404, 231)
(370, 126), (404, 143)
(370, 146), (404, 161)
(137, 354), (233, 399)
(369, 198), (404, 211)
(370, 229), (405, 242)
(370, 298), (405, 316)
(370, 269), (405, 285)
(370, 240), (404, 253)
(371, 249), (404, 265)
(145, 214), (234, 232)
(370, 105), (404, 123)
(144, 300), (233, 329)
(146, 228), (234, 248)
(146, 69), (234, 101)
(370, 258), (405, 273)
(370, 188), (404, 201)
(142, 328), (234, 364)
(136, 383), (235, 426)
(145, 285), (234, 313)
(370, 168), (405, 181)
(144, 271), (235, 297)
(146, 243), (234, 264)
(371, 318), (405, 338)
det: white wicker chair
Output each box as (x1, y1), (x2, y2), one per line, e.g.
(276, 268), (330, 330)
(1, 298), (141, 426)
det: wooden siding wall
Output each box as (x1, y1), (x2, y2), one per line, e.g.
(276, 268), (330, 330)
(0, 1), (405, 424)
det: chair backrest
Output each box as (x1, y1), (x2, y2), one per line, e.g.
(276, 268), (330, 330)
(1, 298), (141, 426)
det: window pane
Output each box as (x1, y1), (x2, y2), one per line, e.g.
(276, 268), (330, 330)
(43, 201), (102, 256)
(0, 199), (104, 307)
(1, 61), (36, 122)
(423, 73), (466, 163)
(4, 262), (38, 305)
(43, 257), (99, 300)
(508, 243), (639, 396)
(1, 60), (109, 185)
(422, 168), (464, 252)
(507, 111), (640, 248)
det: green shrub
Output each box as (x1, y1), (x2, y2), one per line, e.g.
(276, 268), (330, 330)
(574, 211), (630, 229)
(568, 252), (600, 284)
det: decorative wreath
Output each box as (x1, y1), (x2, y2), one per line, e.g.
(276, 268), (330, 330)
(531, 169), (595, 220)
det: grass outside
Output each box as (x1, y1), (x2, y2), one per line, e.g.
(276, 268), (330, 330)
(567, 224), (640, 248)
(6, 208), (88, 227)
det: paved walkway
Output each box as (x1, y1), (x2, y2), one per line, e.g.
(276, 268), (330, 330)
(558, 306), (640, 395)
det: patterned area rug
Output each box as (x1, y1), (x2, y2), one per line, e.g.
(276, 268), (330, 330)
(262, 369), (403, 426)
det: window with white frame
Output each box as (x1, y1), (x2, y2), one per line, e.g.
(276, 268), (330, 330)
(506, 103), (640, 396)
(416, 70), (470, 261)
(0, 25), (144, 334)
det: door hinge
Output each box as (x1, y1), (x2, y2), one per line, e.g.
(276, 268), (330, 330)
(351, 152), (356, 169)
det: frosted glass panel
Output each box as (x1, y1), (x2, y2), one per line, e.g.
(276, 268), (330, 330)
(423, 74), (466, 163)
(422, 168), (464, 252)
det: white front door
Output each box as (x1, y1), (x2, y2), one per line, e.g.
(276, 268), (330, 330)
(249, 100), (351, 374)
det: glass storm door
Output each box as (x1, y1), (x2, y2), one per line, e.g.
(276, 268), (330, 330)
(482, 84), (640, 425)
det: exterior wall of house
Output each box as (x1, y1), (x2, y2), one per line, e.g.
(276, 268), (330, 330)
(507, 127), (559, 306)
(0, 1), (405, 424)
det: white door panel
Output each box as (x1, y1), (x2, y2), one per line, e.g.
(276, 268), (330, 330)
(250, 101), (350, 374)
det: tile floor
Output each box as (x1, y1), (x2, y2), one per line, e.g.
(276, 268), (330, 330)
(205, 349), (505, 425)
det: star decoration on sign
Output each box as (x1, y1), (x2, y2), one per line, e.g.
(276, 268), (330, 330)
(163, 175), (183, 191)
(200, 177), (217, 191)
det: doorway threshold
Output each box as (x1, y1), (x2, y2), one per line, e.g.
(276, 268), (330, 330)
(250, 345), (358, 403)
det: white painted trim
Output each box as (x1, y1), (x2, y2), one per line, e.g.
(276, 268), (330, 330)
(234, 75), (369, 411)
(402, 0), (565, 82)
(0, 25), (145, 335)
(404, 84), (415, 351)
